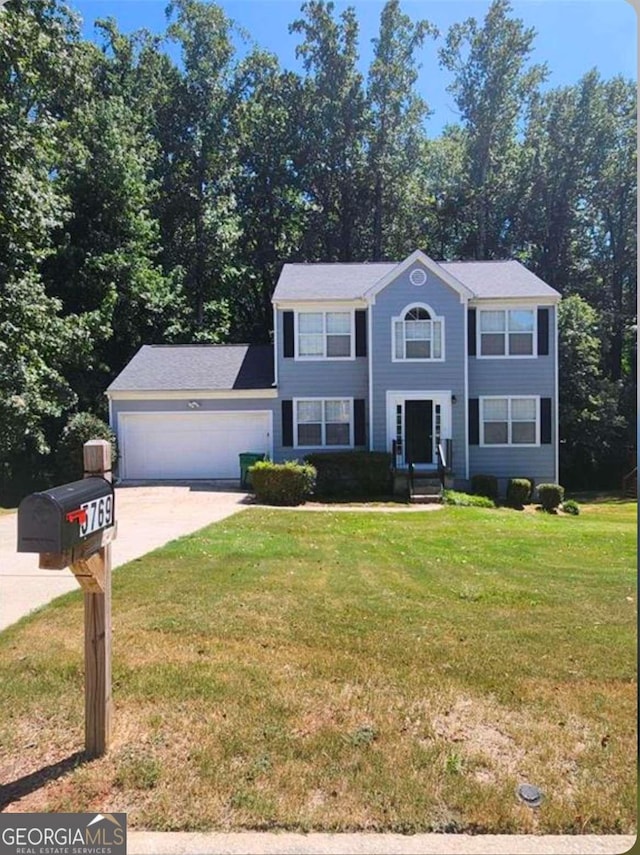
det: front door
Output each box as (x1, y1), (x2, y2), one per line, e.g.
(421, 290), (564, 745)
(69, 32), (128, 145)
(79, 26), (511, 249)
(405, 400), (433, 465)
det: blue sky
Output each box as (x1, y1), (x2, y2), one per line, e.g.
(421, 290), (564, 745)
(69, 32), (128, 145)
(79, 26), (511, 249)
(70, 0), (637, 134)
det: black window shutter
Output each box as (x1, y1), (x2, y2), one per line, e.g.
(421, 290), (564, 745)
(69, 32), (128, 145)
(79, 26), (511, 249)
(282, 400), (293, 447)
(469, 398), (480, 445)
(540, 398), (552, 444)
(468, 309), (477, 356)
(537, 308), (549, 356)
(283, 311), (294, 358)
(355, 310), (367, 357)
(354, 399), (366, 446)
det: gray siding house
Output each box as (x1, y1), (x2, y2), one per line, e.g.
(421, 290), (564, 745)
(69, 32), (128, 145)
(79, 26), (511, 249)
(107, 250), (560, 492)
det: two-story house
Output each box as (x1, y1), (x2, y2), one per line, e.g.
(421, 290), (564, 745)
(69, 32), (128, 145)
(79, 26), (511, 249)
(106, 250), (561, 494)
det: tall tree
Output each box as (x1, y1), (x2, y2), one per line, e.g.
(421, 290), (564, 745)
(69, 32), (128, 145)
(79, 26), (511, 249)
(366, 0), (436, 260)
(290, 0), (369, 260)
(158, 0), (243, 340)
(231, 53), (308, 342)
(0, 0), (86, 496)
(558, 296), (626, 488)
(439, 0), (546, 259)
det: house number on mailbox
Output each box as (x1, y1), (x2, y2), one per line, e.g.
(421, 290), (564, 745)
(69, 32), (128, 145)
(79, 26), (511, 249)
(79, 495), (114, 536)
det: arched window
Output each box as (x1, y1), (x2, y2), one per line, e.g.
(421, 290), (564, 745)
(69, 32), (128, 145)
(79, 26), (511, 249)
(393, 304), (444, 360)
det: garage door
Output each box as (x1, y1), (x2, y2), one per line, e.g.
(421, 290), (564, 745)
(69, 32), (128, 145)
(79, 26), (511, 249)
(120, 411), (271, 480)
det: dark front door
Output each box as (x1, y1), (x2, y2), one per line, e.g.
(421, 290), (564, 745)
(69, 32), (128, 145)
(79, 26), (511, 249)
(405, 400), (433, 465)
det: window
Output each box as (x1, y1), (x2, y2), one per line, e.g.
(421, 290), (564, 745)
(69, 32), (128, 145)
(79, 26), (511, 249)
(393, 305), (443, 361)
(479, 309), (535, 356)
(481, 397), (538, 445)
(296, 399), (352, 447)
(297, 311), (352, 359)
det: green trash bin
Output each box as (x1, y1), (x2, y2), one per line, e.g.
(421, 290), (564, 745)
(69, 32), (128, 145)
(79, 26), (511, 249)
(239, 452), (266, 489)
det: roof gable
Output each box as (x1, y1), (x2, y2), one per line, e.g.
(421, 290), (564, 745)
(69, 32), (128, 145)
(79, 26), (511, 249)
(363, 250), (473, 302)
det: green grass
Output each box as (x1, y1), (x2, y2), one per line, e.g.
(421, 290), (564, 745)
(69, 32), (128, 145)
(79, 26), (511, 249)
(0, 502), (636, 833)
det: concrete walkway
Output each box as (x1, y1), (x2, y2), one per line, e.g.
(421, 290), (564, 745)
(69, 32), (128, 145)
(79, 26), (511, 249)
(127, 832), (635, 855)
(0, 483), (248, 631)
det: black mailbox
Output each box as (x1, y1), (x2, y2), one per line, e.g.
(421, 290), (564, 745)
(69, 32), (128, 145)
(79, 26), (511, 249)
(17, 477), (115, 554)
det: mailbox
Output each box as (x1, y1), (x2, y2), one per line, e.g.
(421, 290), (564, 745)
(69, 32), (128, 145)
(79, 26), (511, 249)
(17, 477), (115, 554)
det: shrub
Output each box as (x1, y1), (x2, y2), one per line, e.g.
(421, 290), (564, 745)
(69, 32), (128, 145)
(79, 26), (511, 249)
(55, 412), (118, 481)
(506, 478), (533, 508)
(250, 461), (316, 506)
(304, 451), (393, 499)
(442, 490), (495, 508)
(470, 474), (499, 501)
(562, 499), (580, 516)
(537, 483), (565, 512)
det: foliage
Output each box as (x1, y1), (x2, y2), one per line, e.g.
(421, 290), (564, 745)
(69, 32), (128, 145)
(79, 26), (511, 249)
(470, 474), (499, 501)
(442, 489), (495, 508)
(304, 451), (393, 498)
(558, 296), (626, 488)
(250, 460), (316, 506)
(506, 477), (532, 508)
(537, 483), (565, 512)
(562, 499), (580, 516)
(55, 412), (118, 482)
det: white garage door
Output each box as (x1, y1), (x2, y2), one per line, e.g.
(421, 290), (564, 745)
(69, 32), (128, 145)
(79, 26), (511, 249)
(120, 411), (271, 480)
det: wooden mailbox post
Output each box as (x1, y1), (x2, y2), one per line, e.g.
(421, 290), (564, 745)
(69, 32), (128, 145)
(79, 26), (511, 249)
(17, 440), (116, 758)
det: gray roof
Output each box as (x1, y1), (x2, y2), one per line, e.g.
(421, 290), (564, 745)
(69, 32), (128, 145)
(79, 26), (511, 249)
(107, 344), (274, 392)
(441, 260), (559, 299)
(273, 259), (560, 301)
(274, 263), (396, 300)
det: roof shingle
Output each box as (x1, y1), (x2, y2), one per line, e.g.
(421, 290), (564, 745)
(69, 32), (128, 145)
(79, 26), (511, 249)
(107, 344), (274, 392)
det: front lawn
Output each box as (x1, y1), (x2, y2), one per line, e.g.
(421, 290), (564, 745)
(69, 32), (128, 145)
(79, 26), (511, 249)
(0, 502), (636, 833)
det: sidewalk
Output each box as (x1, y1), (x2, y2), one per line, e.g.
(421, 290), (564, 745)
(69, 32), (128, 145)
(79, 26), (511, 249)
(128, 831), (636, 855)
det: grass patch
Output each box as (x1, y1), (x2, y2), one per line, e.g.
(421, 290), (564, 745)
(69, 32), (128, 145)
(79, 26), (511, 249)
(0, 502), (636, 833)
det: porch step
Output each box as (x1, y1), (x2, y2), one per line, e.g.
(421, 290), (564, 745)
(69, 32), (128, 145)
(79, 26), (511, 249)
(412, 477), (441, 490)
(410, 492), (443, 505)
(410, 477), (442, 504)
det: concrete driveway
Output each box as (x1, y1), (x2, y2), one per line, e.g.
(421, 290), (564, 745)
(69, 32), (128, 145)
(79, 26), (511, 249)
(0, 483), (248, 632)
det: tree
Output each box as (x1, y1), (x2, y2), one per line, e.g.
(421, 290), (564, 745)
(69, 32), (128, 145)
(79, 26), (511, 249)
(157, 0), (242, 340)
(439, 0), (546, 259)
(0, 0), (87, 499)
(290, 0), (369, 260)
(558, 296), (625, 488)
(366, 0), (436, 260)
(231, 53), (309, 341)
(45, 92), (180, 411)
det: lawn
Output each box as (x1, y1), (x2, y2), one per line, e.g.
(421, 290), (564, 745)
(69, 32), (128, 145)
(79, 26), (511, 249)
(0, 501), (636, 833)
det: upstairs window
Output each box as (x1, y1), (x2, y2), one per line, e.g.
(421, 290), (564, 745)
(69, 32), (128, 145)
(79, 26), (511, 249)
(479, 309), (535, 356)
(393, 305), (443, 361)
(297, 311), (352, 359)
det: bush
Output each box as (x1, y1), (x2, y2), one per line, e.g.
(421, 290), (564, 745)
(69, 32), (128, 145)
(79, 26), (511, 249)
(55, 413), (118, 482)
(506, 478), (533, 508)
(304, 451), (392, 499)
(250, 461), (316, 506)
(442, 490), (495, 508)
(562, 499), (580, 516)
(537, 483), (565, 512)
(470, 474), (499, 501)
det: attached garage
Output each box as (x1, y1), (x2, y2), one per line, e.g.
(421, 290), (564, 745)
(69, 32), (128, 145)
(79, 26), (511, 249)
(107, 344), (276, 482)
(118, 411), (272, 480)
